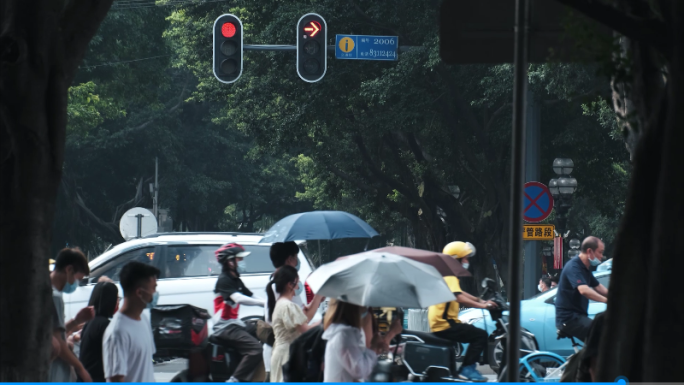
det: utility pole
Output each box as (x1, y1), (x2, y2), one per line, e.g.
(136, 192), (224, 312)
(150, 157), (159, 224)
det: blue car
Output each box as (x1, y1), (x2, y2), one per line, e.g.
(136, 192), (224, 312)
(458, 264), (611, 363)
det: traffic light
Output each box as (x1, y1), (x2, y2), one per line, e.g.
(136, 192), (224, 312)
(213, 14), (243, 84)
(296, 13), (327, 83)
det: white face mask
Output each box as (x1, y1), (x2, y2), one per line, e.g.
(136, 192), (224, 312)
(462, 262), (470, 270)
(538, 284), (543, 292)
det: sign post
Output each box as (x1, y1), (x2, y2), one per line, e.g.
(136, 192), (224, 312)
(335, 34), (398, 61)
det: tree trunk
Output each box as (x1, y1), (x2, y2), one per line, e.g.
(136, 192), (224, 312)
(0, 0), (113, 380)
(595, 2), (684, 381)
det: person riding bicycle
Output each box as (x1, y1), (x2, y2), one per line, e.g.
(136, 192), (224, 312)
(555, 236), (608, 342)
(213, 243), (266, 382)
(428, 241), (498, 382)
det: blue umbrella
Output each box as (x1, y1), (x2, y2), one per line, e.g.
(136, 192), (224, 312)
(259, 211), (379, 243)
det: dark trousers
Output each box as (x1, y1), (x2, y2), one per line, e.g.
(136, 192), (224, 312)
(434, 321), (487, 368)
(214, 323), (263, 381)
(559, 315), (594, 342)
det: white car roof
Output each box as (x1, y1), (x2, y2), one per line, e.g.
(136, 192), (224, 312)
(89, 232), (267, 268)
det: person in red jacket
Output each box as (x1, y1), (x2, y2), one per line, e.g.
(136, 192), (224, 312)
(213, 243), (265, 382)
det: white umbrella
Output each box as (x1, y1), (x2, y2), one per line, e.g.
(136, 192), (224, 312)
(307, 251), (455, 308)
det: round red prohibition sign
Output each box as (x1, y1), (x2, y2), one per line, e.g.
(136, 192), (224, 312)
(523, 181), (554, 223)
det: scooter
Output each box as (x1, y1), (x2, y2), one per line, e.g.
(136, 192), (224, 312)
(384, 278), (536, 382)
(167, 316), (266, 382)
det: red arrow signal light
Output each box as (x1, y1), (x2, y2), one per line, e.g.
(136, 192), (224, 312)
(303, 21), (321, 37)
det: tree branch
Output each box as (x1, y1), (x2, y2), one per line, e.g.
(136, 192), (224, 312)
(326, 164), (377, 194)
(485, 103), (511, 131)
(543, 86), (602, 106)
(554, 0), (672, 59)
(405, 133), (427, 162)
(353, 135), (415, 200)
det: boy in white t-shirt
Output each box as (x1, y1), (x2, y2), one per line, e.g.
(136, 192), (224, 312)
(103, 261), (160, 382)
(263, 242), (323, 377)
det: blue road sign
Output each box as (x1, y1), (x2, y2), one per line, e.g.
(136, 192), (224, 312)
(523, 181), (554, 223)
(335, 34), (398, 61)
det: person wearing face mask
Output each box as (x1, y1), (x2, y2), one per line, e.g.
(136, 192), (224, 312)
(212, 243), (266, 382)
(427, 241), (497, 382)
(555, 236), (609, 342)
(102, 261), (160, 382)
(49, 248), (95, 382)
(267, 266), (319, 382)
(78, 281), (120, 382)
(263, 242), (323, 378)
(539, 275), (553, 293)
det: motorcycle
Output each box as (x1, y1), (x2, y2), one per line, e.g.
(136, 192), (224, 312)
(167, 316), (266, 382)
(383, 278), (536, 382)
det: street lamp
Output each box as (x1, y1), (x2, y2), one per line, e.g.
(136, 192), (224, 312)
(553, 158), (574, 175)
(549, 158), (577, 237)
(550, 158), (578, 264)
(569, 238), (580, 249)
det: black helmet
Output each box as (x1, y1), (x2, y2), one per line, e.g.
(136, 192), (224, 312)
(215, 243), (251, 265)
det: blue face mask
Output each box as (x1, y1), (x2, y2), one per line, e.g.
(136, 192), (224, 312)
(237, 260), (247, 274)
(144, 291), (159, 309)
(361, 309), (368, 320)
(62, 278), (78, 294)
(589, 254), (601, 267)
(294, 282), (303, 297)
(295, 259), (300, 271)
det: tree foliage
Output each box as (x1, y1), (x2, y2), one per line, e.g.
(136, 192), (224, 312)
(161, 0), (629, 288)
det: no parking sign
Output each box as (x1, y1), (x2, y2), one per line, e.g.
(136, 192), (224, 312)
(523, 181), (554, 223)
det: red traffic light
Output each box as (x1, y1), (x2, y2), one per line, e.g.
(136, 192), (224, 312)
(221, 22), (236, 38)
(303, 21), (321, 37)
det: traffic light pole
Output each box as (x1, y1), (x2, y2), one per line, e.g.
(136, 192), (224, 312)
(244, 44), (416, 52)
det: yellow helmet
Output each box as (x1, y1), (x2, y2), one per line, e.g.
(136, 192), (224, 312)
(443, 241), (476, 259)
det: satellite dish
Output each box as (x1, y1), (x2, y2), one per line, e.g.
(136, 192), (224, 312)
(119, 207), (158, 241)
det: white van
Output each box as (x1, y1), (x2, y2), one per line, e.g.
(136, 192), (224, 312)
(62, 233), (318, 325)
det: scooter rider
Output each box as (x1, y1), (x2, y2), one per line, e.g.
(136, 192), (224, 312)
(428, 241), (498, 382)
(213, 243), (266, 382)
(555, 236), (608, 342)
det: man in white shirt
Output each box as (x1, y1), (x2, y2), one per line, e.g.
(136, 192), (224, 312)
(103, 261), (160, 382)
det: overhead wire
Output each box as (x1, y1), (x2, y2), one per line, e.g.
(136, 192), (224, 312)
(79, 55), (172, 69)
(110, 0), (230, 10)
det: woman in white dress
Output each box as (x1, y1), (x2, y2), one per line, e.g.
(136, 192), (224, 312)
(267, 266), (318, 382)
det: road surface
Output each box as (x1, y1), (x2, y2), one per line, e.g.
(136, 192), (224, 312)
(153, 359), (498, 382)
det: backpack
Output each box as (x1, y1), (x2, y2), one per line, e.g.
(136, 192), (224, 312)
(283, 325), (326, 382)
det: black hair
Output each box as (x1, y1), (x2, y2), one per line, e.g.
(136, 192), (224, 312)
(119, 261), (160, 297)
(269, 241), (300, 268)
(54, 247), (90, 275)
(550, 273), (560, 284)
(266, 265), (299, 321)
(88, 282), (119, 318)
(540, 276), (552, 288)
(581, 236), (602, 253)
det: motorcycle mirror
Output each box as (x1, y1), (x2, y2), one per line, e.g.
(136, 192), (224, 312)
(481, 278), (496, 289)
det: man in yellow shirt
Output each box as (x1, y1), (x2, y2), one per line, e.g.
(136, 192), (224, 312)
(428, 241), (497, 382)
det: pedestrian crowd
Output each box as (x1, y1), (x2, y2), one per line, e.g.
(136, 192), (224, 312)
(47, 236), (608, 383)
